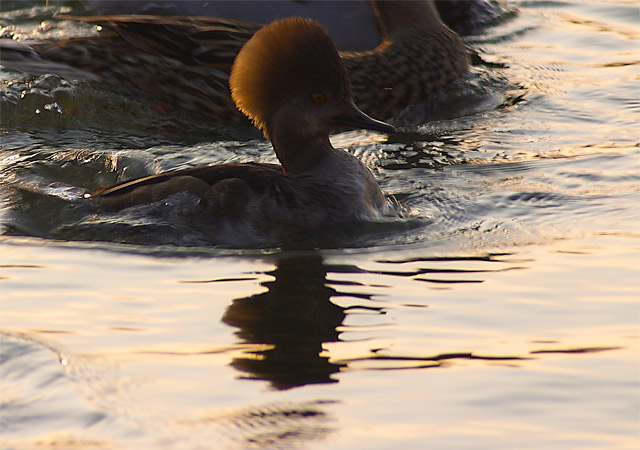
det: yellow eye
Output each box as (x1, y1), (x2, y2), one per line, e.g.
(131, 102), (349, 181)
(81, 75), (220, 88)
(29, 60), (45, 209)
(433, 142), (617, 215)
(312, 93), (326, 104)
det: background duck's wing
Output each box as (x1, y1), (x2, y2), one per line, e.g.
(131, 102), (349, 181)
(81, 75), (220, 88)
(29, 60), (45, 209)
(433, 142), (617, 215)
(57, 15), (260, 71)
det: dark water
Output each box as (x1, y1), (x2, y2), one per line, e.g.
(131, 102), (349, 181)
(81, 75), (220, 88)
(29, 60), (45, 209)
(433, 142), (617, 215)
(1, 1), (639, 449)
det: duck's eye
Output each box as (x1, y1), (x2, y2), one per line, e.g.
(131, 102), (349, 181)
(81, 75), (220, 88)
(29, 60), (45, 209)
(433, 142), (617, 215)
(311, 93), (326, 104)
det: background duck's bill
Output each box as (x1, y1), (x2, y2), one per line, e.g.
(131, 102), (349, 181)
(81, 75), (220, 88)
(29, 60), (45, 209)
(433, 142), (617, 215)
(333, 104), (395, 134)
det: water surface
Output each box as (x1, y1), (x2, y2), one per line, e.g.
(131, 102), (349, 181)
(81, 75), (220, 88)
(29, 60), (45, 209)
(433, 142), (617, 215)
(1, 1), (639, 449)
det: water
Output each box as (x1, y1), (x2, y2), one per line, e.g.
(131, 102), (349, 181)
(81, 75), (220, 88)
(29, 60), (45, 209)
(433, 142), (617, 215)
(1, 1), (639, 449)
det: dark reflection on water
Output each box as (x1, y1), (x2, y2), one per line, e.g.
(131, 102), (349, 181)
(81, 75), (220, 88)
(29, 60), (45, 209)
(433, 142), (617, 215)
(222, 254), (348, 389)
(218, 251), (533, 389)
(216, 399), (336, 449)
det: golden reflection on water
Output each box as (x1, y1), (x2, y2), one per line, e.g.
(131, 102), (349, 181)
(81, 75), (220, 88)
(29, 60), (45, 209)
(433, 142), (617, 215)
(1, 231), (638, 448)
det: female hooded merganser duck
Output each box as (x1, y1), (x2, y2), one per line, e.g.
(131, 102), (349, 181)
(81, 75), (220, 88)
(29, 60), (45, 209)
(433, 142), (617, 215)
(91, 17), (395, 243)
(2, 1), (467, 122)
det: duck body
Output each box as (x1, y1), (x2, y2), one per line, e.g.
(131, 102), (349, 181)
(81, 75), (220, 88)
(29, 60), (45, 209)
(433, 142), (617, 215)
(2, 1), (467, 123)
(91, 17), (395, 246)
(95, 151), (386, 243)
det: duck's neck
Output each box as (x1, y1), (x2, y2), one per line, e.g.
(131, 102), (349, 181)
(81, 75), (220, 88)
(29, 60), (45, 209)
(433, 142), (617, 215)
(271, 131), (334, 176)
(372, 0), (444, 41)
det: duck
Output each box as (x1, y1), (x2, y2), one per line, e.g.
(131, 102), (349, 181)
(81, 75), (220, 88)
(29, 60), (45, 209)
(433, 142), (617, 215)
(2, 1), (467, 123)
(91, 17), (395, 244)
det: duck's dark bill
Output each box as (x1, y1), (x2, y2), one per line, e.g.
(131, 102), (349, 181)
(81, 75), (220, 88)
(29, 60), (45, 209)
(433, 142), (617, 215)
(333, 104), (395, 134)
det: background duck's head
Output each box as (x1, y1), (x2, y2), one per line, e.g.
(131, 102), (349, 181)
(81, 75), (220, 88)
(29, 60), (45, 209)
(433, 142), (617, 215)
(230, 17), (392, 143)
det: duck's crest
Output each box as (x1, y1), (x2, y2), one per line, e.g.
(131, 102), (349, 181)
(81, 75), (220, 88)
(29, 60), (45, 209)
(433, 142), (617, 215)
(230, 17), (350, 137)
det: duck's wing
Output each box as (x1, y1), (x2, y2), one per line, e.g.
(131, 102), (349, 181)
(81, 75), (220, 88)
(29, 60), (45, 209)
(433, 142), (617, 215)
(94, 162), (282, 197)
(92, 162), (283, 211)
(57, 15), (261, 71)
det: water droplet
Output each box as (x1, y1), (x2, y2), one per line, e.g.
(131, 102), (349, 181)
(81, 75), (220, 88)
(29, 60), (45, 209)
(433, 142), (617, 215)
(44, 102), (63, 114)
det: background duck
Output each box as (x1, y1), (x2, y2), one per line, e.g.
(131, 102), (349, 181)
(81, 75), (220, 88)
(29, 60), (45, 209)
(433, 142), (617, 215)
(92, 17), (396, 245)
(1, 1), (468, 124)
(42, 0), (510, 45)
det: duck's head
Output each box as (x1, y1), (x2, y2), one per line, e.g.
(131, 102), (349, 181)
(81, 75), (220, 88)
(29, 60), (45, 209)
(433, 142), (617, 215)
(230, 17), (393, 144)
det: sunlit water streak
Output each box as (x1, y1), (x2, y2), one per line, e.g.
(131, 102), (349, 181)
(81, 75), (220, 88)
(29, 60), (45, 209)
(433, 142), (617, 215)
(1, 1), (639, 449)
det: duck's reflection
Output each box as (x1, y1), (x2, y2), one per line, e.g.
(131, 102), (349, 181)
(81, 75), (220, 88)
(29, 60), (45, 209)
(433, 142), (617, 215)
(221, 251), (527, 390)
(222, 253), (349, 390)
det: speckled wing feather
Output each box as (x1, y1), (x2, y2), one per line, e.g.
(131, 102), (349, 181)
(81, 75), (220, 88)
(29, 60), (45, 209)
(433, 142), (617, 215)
(58, 15), (260, 71)
(342, 27), (468, 119)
